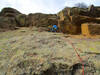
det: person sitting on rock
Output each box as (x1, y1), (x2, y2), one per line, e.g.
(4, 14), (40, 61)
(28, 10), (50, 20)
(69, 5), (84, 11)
(48, 25), (52, 32)
(48, 25), (58, 32)
(52, 25), (58, 32)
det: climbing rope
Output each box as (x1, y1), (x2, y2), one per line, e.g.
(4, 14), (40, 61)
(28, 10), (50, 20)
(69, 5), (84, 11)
(63, 38), (85, 75)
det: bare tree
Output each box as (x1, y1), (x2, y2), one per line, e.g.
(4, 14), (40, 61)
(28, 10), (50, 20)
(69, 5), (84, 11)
(74, 2), (87, 8)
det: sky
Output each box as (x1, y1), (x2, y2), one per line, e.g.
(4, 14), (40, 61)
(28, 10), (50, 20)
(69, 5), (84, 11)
(0, 0), (100, 14)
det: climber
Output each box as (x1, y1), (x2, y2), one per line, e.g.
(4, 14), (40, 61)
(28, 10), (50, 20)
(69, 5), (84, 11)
(52, 25), (58, 32)
(48, 25), (58, 32)
(48, 25), (52, 32)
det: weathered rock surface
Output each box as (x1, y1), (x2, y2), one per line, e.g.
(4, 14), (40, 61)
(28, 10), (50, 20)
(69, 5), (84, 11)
(0, 28), (99, 75)
(0, 7), (21, 17)
(0, 17), (17, 31)
(1, 6), (100, 34)
(0, 8), (58, 31)
(27, 13), (58, 28)
(82, 23), (100, 36)
(0, 7), (21, 31)
(15, 14), (28, 27)
(58, 5), (100, 34)
(0, 5), (100, 75)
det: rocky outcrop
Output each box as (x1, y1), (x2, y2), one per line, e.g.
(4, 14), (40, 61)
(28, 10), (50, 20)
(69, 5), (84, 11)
(6, 55), (95, 75)
(58, 5), (100, 34)
(0, 27), (99, 75)
(0, 17), (17, 31)
(15, 14), (28, 27)
(0, 8), (58, 31)
(0, 7), (21, 31)
(0, 7), (21, 17)
(88, 5), (100, 17)
(82, 23), (100, 36)
(1, 6), (100, 33)
(27, 13), (58, 28)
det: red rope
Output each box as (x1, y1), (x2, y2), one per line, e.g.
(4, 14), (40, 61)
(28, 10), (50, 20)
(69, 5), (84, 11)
(64, 39), (84, 75)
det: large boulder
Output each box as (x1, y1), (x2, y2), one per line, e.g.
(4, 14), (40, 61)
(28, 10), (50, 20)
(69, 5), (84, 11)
(58, 6), (100, 34)
(0, 17), (17, 31)
(71, 15), (100, 25)
(0, 8), (58, 31)
(0, 7), (22, 31)
(27, 13), (58, 28)
(58, 20), (81, 34)
(15, 14), (27, 27)
(82, 23), (100, 36)
(0, 7), (21, 17)
(88, 5), (100, 17)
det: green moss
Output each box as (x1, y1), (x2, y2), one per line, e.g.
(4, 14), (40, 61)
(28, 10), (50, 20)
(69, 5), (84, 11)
(0, 49), (2, 52)
(94, 70), (100, 75)
(94, 42), (100, 45)
(93, 59), (100, 67)
(89, 47), (100, 53)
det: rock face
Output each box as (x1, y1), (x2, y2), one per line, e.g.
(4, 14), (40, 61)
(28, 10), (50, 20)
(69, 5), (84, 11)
(88, 5), (100, 17)
(82, 23), (100, 36)
(0, 17), (17, 31)
(58, 5), (100, 34)
(6, 54), (95, 75)
(27, 13), (58, 28)
(0, 28), (98, 75)
(1, 6), (100, 34)
(15, 14), (27, 27)
(0, 7), (21, 17)
(0, 8), (58, 31)
(0, 7), (21, 31)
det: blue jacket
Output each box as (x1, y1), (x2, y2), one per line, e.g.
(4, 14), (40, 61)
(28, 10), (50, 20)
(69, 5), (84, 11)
(53, 25), (58, 29)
